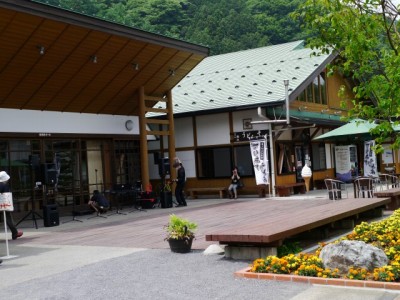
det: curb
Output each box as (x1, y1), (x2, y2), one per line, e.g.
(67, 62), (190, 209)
(234, 268), (400, 291)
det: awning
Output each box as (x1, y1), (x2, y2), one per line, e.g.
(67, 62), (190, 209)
(313, 119), (377, 142)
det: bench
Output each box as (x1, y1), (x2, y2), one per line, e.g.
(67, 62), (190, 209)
(205, 197), (390, 260)
(238, 185), (268, 197)
(374, 188), (400, 210)
(187, 187), (228, 199)
(275, 182), (306, 197)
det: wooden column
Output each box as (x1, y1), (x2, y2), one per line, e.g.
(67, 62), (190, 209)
(166, 89), (177, 180)
(138, 86), (150, 187)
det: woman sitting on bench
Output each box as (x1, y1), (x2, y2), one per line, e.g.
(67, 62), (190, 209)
(228, 167), (240, 199)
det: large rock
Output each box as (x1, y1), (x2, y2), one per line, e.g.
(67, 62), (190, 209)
(319, 240), (388, 273)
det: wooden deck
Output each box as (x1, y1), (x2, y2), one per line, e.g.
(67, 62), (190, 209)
(16, 197), (390, 251)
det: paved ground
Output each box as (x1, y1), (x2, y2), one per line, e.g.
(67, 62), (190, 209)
(1, 190), (400, 299)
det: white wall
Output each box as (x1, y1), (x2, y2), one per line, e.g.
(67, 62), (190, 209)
(232, 109), (270, 132)
(176, 150), (196, 178)
(197, 113), (230, 146)
(174, 117), (194, 147)
(0, 108), (138, 135)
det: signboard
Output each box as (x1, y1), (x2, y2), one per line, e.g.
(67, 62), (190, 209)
(0, 192), (13, 211)
(334, 145), (357, 182)
(250, 140), (269, 185)
(364, 140), (378, 177)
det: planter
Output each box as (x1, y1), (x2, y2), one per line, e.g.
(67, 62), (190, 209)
(168, 237), (193, 253)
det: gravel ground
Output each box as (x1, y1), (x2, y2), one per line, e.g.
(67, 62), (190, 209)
(0, 249), (310, 300)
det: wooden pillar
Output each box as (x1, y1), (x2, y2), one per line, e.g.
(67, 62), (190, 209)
(166, 90), (177, 180)
(138, 86), (150, 187)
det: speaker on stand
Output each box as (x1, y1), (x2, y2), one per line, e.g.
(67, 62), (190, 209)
(16, 155), (43, 229)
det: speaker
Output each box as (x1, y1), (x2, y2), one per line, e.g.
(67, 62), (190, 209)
(41, 163), (57, 185)
(43, 204), (60, 227)
(160, 191), (172, 208)
(158, 157), (170, 177)
(153, 152), (160, 164)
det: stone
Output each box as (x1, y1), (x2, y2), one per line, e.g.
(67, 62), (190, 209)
(203, 244), (225, 255)
(319, 240), (388, 273)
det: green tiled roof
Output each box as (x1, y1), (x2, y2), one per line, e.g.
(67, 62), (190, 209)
(150, 40), (334, 116)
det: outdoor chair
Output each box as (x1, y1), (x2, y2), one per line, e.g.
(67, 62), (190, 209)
(324, 178), (348, 200)
(354, 177), (374, 198)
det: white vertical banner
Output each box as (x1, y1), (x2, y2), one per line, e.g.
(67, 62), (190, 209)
(364, 140), (377, 177)
(250, 140), (269, 185)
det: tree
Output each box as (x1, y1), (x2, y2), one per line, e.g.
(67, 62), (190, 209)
(293, 0), (400, 152)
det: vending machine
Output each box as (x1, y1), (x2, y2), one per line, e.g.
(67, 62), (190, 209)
(334, 145), (358, 182)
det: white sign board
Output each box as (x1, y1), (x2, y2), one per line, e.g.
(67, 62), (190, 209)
(0, 193), (13, 211)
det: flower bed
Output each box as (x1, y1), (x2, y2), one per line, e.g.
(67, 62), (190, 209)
(243, 209), (400, 284)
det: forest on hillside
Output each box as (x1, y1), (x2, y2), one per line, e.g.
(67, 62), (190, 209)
(35, 0), (307, 55)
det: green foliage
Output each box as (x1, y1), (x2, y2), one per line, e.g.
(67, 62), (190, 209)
(165, 214), (197, 240)
(293, 0), (400, 150)
(277, 241), (302, 257)
(34, 0), (305, 55)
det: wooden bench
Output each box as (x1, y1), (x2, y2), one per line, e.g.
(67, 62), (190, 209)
(187, 187), (228, 199)
(205, 197), (390, 260)
(239, 185), (268, 197)
(374, 188), (400, 210)
(275, 182), (306, 197)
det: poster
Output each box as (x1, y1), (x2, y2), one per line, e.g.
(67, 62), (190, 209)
(382, 144), (394, 164)
(364, 140), (377, 177)
(334, 145), (357, 182)
(250, 140), (269, 185)
(0, 192), (14, 211)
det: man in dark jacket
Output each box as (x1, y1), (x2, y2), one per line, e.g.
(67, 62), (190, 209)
(88, 190), (110, 214)
(0, 171), (23, 241)
(172, 157), (187, 207)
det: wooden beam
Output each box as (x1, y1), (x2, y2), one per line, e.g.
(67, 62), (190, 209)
(139, 86), (150, 187)
(167, 89), (177, 180)
(145, 119), (169, 125)
(145, 107), (168, 113)
(147, 130), (170, 136)
(145, 96), (166, 102)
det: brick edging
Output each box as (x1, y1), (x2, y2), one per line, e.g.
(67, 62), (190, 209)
(234, 268), (400, 290)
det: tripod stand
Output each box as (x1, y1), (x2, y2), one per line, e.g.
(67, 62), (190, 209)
(63, 196), (83, 223)
(63, 162), (82, 223)
(16, 168), (42, 229)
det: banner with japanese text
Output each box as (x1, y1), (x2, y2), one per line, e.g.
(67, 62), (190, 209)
(250, 140), (269, 185)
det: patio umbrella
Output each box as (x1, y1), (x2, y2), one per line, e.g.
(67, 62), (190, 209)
(313, 119), (377, 142)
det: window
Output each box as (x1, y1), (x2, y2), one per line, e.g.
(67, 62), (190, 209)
(197, 147), (232, 178)
(233, 145), (254, 176)
(297, 71), (327, 104)
(276, 143), (295, 174)
(312, 143), (326, 170)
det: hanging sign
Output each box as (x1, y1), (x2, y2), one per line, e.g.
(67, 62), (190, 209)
(0, 192), (14, 211)
(250, 140), (269, 185)
(364, 140), (378, 177)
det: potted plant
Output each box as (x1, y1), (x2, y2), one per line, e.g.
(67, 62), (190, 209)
(165, 214), (197, 253)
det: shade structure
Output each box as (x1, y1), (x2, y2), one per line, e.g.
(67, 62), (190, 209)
(313, 119), (378, 142)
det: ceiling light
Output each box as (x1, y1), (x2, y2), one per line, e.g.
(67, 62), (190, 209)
(132, 63), (139, 70)
(90, 55), (98, 64)
(37, 45), (45, 55)
(169, 69), (175, 76)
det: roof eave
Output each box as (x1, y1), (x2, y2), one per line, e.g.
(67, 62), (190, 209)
(1, 0), (209, 56)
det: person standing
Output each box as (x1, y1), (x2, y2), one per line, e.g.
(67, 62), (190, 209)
(228, 166), (240, 199)
(0, 171), (23, 240)
(172, 157), (187, 207)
